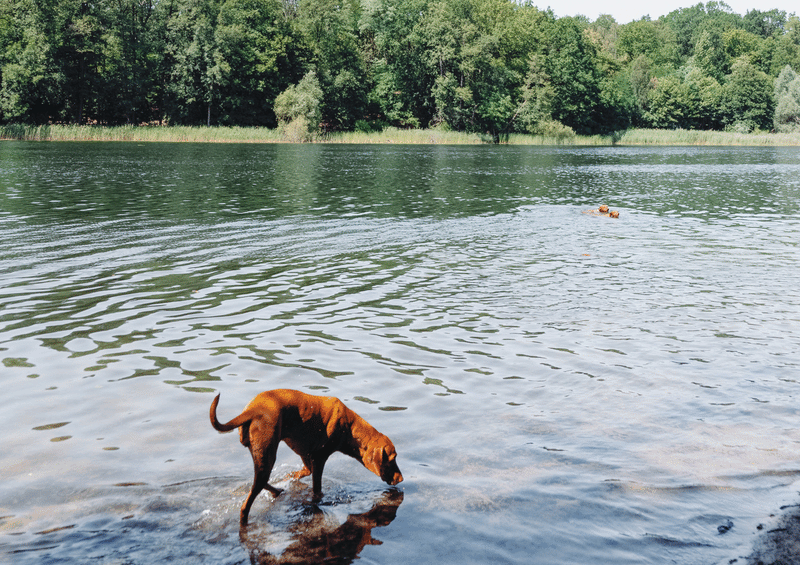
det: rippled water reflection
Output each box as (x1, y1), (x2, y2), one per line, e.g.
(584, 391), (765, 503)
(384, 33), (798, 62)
(1, 142), (800, 564)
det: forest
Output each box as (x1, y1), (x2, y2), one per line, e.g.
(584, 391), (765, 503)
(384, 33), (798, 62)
(2, 0), (800, 140)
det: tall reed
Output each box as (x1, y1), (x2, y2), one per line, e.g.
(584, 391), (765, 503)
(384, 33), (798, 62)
(0, 124), (284, 143)
(3, 124), (800, 146)
(322, 127), (491, 144)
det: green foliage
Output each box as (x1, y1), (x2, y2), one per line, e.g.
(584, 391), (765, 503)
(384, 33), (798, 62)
(544, 17), (605, 134)
(682, 65), (723, 129)
(643, 76), (686, 128)
(298, 0), (368, 129)
(617, 19), (678, 68)
(164, 0), (224, 125)
(773, 65), (800, 131)
(720, 56), (774, 130)
(743, 9), (787, 39)
(1, 0), (800, 136)
(514, 54), (555, 133)
(692, 27), (729, 81)
(0, 0), (64, 122)
(627, 55), (651, 124)
(213, 0), (305, 125)
(274, 70), (323, 140)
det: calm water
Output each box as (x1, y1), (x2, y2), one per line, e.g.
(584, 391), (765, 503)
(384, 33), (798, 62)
(1, 141), (800, 564)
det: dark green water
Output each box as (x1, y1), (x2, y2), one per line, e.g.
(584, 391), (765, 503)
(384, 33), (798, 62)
(2, 141), (800, 564)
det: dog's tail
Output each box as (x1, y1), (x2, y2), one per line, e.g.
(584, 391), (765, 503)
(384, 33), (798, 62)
(209, 393), (251, 433)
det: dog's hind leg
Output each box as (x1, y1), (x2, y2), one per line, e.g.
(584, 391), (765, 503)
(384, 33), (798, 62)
(240, 418), (282, 526)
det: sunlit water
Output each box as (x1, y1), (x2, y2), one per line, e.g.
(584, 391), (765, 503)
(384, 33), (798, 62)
(1, 141), (800, 564)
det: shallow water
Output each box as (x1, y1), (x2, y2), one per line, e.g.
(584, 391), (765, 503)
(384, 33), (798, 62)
(1, 141), (800, 564)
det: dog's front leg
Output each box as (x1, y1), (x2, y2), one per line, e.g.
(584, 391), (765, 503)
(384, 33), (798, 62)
(286, 454), (312, 481)
(310, 454), (328, 499)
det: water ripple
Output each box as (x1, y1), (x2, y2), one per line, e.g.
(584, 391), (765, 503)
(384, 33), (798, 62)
(2, 143), (800, 564)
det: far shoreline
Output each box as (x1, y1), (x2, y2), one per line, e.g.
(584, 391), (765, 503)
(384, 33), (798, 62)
(2, 124), (800, 147)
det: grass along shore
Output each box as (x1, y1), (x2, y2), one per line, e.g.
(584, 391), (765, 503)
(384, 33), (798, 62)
(3, 123), (800, 146)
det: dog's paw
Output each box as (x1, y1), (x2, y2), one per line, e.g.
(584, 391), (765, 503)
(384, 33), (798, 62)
(266, 485), (284, 497)
(286, 468), (311, 481)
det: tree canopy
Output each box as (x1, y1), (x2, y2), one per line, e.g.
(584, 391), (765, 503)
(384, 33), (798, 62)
(1, 0), (799, 137)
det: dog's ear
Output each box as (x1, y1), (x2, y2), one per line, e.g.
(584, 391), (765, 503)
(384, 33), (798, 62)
(365, 445), (386, 476)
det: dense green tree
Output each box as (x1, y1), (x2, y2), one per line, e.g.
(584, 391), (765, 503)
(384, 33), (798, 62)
(642, 75), (686, 128)
(469, 0), (544, 139)
(587, 15), (621, 60)
(0, 0), (65, 122)
(359, 0), (433, 127)
(742, 9), (787, 38)
(662, 1), (743, 62)
(723, 28), (761, 62)
(543, 17), (605, 134)
(720, 55), (774, 130)
(662, 3), (711, 60)
(682, 65), (723, 129)
(773, 64), (800, 131)
(692, 26), (729, 81)
(163, 0), (224, 125)
(1, 0), (799, 134)
(212, 0), (306, 125)
(100, 0), (164, 123)
(513, 53), (561, 134)
(771, 16), (800, 74)
(618, 18), (678, 68)
(56, 0), (106, 123)
(627, 54), (652, 124)
(298, 0), (367, 129)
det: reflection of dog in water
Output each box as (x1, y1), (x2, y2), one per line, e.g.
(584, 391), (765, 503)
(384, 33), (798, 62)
(583, 204), (619, 218)
(210, 389), (403, 526)
(242, 490), (404, 564)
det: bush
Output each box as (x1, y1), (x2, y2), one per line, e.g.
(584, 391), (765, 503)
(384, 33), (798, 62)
(354, 119), (385, 133)
(533, 119), (575, 140)
(274, 71), (323, 142)
(774, 66), (800, 133)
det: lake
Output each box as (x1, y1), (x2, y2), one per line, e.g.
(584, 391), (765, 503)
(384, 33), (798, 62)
(1, 141), (800, 564)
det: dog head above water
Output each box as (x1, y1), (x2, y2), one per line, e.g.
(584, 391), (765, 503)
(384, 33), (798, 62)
(366, 441), (404, 486)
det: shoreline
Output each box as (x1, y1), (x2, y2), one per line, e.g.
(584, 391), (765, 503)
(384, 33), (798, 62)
(3, 124), (800, 146)
(744, 501), (800, 565)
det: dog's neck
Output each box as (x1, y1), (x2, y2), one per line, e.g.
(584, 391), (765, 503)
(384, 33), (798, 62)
(345, 416), (381, 463)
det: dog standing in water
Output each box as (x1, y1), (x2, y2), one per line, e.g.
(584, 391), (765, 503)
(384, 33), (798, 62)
(210, 389), (403, 526)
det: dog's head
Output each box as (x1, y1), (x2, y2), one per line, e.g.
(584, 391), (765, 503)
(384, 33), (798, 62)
(366, 439), (403, 486)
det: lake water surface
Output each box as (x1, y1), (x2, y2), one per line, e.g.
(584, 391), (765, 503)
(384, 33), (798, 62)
(1, 141), (800, 564)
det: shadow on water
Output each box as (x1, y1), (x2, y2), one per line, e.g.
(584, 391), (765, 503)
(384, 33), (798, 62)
(1, 477), (403, 565)
(239, 489), (403, 564)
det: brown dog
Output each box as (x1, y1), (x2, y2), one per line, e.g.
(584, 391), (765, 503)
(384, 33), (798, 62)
(582, 205), (620, 218)
(210, 389), (403, 526)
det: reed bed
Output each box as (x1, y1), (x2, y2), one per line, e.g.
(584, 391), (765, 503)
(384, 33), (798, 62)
(505, 133), (613, 145)
(614, 128), (800, 146)
(507, 129), (800, 146)
(0, 124), (284, 143)
(322, 127), (490, 144)
(3, 124), (800, 146)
